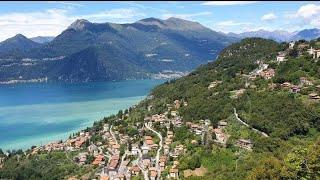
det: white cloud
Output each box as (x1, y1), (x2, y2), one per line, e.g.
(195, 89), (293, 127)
(202, 1), (257, 6)
(80, 8), (146, 23)
(162, 12), (212, 20)
(295, 4), (320, 19)
(261, 13), (277, 21)
(48, 1), (83, 7)
(0, 8), (74, 41)
(286, 4), (320, 28)
(0, 7), (147, 41)
(215, 20), (251, 26)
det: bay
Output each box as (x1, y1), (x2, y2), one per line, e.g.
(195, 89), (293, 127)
(0, 79), (165, 151)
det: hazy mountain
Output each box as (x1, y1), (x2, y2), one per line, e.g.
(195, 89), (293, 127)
(228, 28), (320, 42)
(228, 29), (294, 42)
(291, 28), (320, 41)
(30, 36), (55, 44)
(0, 17), (238, 83)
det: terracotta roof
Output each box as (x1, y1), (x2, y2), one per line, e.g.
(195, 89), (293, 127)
(131, 165), (140, 172)
(145, 136), (153, 140)
(150, 170), (157, 177)
(100, 175), (109, 180)
(146, 139), (154, 145)
(170, 168), (179, 173)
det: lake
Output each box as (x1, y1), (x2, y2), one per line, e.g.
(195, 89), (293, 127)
(0, 79), (165, 151)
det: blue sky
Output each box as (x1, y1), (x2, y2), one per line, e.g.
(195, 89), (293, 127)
(0, 1), (319, 41)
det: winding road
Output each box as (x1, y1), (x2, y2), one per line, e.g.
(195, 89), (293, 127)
(145, 123), (163, 180)
(233, 108), (269, 137)
(109, 125), (119, 145)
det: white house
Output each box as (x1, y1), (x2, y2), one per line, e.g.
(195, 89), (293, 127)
(276, 54), (286, 62)
(141, 145), (150, 155)
(131, 145), (139, 156)
(289, 41), (295, 49)
(307, 47), (320, 59)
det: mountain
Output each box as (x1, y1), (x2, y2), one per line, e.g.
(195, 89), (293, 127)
(228, 28), (320, 42)
(0, 34), (41, 56)
(0, 17), (238, 83)
(291, 28), (320, 41)
(228, 29), (294, 42)
(30, 36), (55, 44)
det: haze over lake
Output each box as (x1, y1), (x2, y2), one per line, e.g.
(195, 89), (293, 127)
(0, 79), (164, 151)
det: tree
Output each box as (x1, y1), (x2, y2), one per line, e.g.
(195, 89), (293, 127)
(117, 110), (123, 119)
(247, 157), (283, 180)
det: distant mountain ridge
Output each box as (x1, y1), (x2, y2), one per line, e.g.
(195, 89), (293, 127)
(0, 17), (238, 83)
(30, 36), (55, 44)
(228, 28), (320, 42)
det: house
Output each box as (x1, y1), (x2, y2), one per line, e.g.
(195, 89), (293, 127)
(144, 116), (152, 122)
(173, 161), (179, 168)
(141, 145), (150, 155)
(88, 144), (99, 155)
(100, 175), (109, 180)
(131, 144), (140, 156)
(183, 101), (188, 106)
(76, 152), (88, 165)
(276, 52), (286, 62)
(112, 144), (120, 152)
(260, 68), (275, 79)
(131, 165), (140, 176)
(108, 155), (120, 170)
(171, 111), (178, 117)
(300, 77), (313, 86)
(150, 168), (158, 180)
(167, 131), (174, 138)
(213, 128), (228, 145)
(204, 119), (211, 126)
(92, 154), (105, 166)
(218, 120), (228, 129)
(289, 41), (295, 49)
(307, 47), (320, 59)
(163, 145), (170, 155)
(174, 100), (181, 109)
(208, 81), (222, 89)
(235, 139), (253, 151)
(281, 82), (292, 88)
(75, 139), (85, 148)
(231, 89), (246, 99)
(165, 138), (172, 145)
(142, 158), (151, 169)
(309, 93), (320, 100)
(191, 140), (198, 145)
(169, 168), (179, 179)
(290, 86), (301, 93)
(297, 43), (309, 49)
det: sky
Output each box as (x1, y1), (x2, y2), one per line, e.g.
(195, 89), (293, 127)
(0, 1), (319, 41)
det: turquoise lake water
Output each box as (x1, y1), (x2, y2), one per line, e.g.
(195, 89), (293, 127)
(0, 79), (164, 151)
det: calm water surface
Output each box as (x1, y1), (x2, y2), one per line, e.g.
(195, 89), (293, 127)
(0, 79), (164, 150)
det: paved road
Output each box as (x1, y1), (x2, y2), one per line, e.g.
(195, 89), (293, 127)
(137, 148), (149, 180)
(109, 125), (119, 145)
(145, 123), (163, 180)
(233, 108), (269, 137)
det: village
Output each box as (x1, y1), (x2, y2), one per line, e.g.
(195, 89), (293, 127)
(20, 94), (261, 180)
(209, 40), (320, 100)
